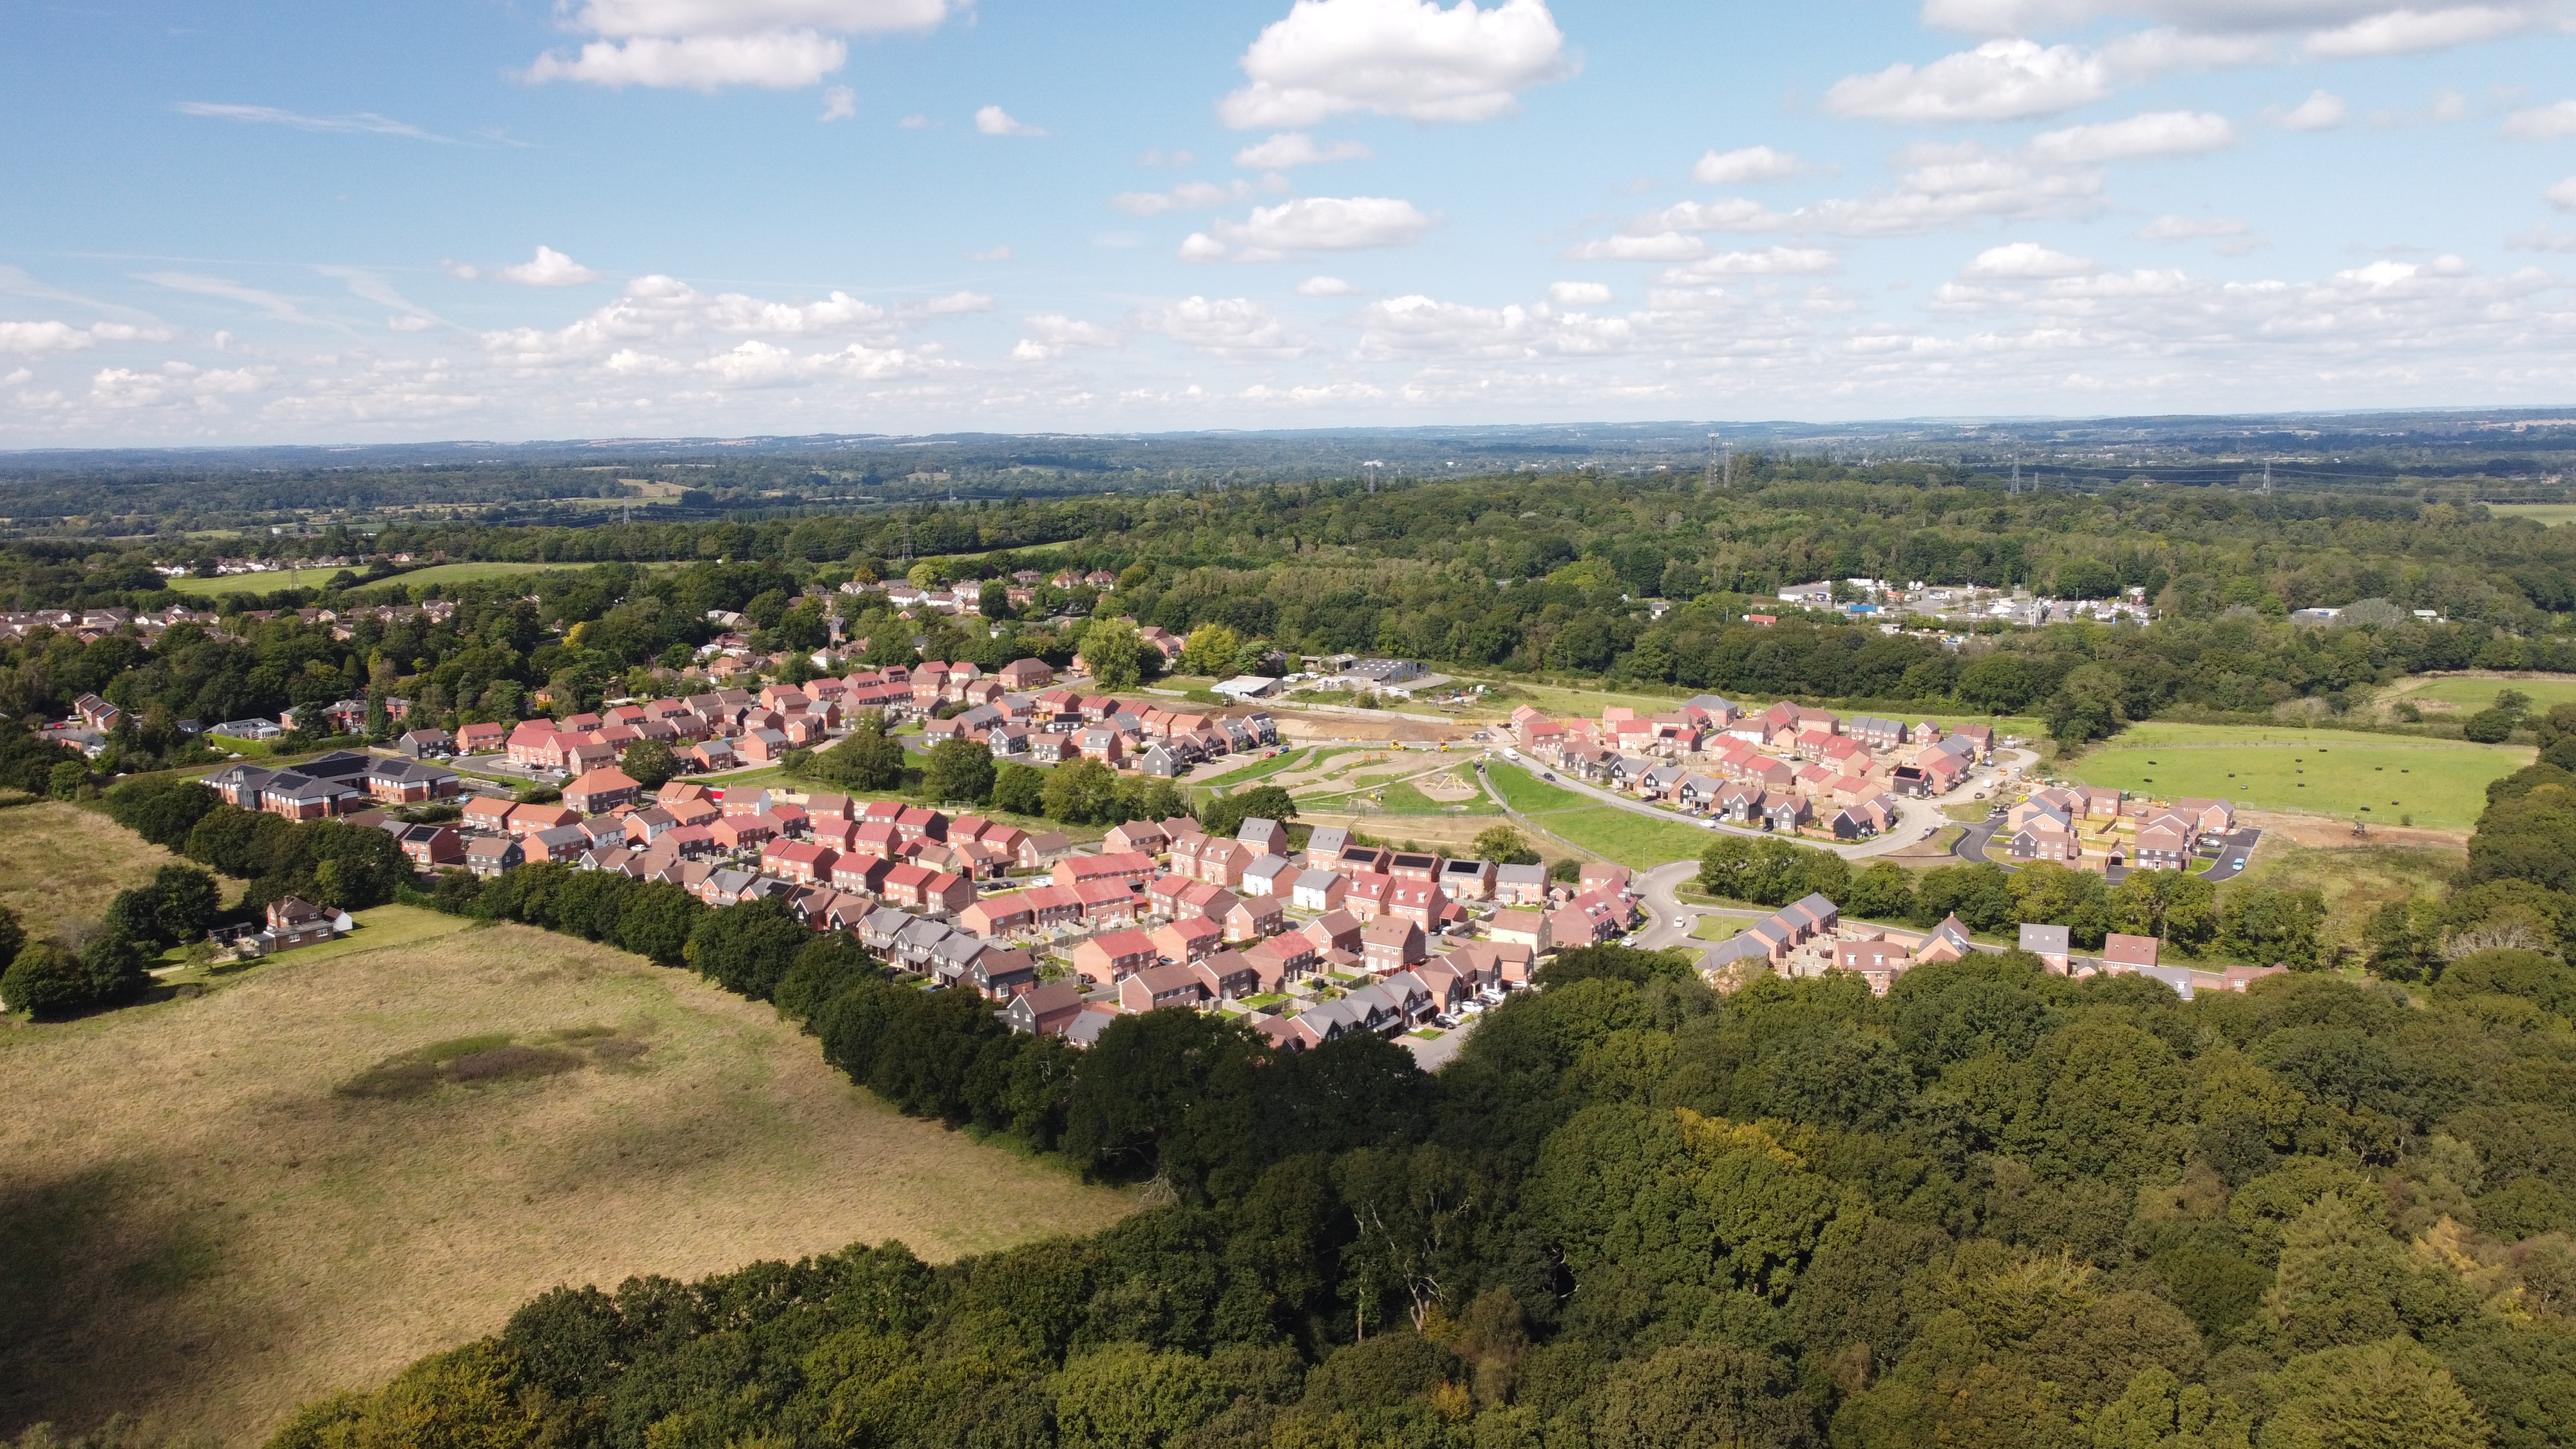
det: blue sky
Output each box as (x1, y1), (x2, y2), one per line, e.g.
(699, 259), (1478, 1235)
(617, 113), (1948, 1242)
(5, 0), (2576, 444)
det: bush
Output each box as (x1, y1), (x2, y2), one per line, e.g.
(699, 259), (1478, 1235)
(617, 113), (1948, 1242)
(2465, 708), (2519, 744)
(2, 941), (91, 1018)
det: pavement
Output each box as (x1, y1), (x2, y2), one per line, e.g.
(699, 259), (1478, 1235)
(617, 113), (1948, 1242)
(2198, 828), (2264, 882)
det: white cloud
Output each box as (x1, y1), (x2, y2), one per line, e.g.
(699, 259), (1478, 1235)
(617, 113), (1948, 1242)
(86, 361), (267, 413)
(969, 245), (1012, 262)
(1825, 39), (2110, 123)
(2274, 90), (2349, 129)
(0, 321), (97, 354)
(1548, 281), (1614, 305)
(526, 32), (851, 90)
(1565, 232), (1709, 261)
(1232, 132), (1375, 168)
(2027, 110), (2233, 162)
(1218, 0), (1572, 128)
(1692, 146), (1806, 184)
(976, 105), (1047, 137)
(696, 338), (931, 386)
(898, 291), (992, 318)
(528, 0), (954, 90)
(173, 102), (448, 141)
(1131, 296), (1312, 358)
(478, 274), (920, 370)
(2, 368), (28, 386)
(2305, 5), (2530, 55)
(2136, 214), (2250, 240)
(1918, 0), (2552, 45)
(1180, 196), (1434, 261)
(820, 85), (857, 120)
(1614, 154), (2103, 240)
(500, 247), (603, 287)
(1964, 241), (2098, 277)
(1296, 275), (1360, 295)
(2097, 28), (2276, 76)
(1654, 247), (1841, 282)
(2505, 100), (2576, 140)
(1012, 314), (1122, 361)
(2551, 177), (2576, 211)
(388, 314), (438, 333)
(1353, 294), (1636, 360)
(898, 113), (936, 129)
(1112, 180), (1254, 216)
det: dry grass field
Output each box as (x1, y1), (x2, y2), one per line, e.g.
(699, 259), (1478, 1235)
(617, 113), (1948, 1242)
(0, 800), (198, 940)
(0, 919), (1132, 1445)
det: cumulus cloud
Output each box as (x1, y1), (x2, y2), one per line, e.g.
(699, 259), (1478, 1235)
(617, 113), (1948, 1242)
(1218, 0), (1571, 128)
(2273, 90), (2349, 129)
(696, 338), (931, 386)
(173, 102), (449, 141)
(1548, 281), (1614, 305)
(0, 321), (100, 354)
(527, 0), (954, 90)
(1012, 314), (1122, 361)
(975, 105), (1046, 137)
(1296, 275), (1360, 295)
(2505, 100), (2576, 140)
(1353, 294), (1636, 360)
(2027, 110), (2234, 162)
(1232, 132), (1375, 168)
(2305, 5), (2530, 55)
(500, 247), (603, 287)
(820, 85), (857, 120)
(1609, 153), (2103, 240)
(1179, 196), (1434, 261)
(2096, 28), (2276, 76)
(527, 32), (853, 89)
(1964, 241), (2099, 277)
(1130, 296), (1312, 358)
(2551, 177), (2576, 211)
(1654, 247), (1841, 282)
(1113, 180), (1255, 216)
(1692, 146), (1806, 184)
(969, 245), (1012, 262)
(1825, 39), (2110, 122)
(478, 274), (918, 370)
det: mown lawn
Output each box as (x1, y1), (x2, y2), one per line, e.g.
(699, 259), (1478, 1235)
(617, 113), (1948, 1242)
(2071, 722), (2528, 832)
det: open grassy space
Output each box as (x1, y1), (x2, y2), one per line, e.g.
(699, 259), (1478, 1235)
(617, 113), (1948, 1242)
(1690, 916), (1741, 942)
(2234, 840), (2465, 955)
(2070, 721), (2529, 832)
(0, 918), (1130, 1445)
(1482, 763), (1715, 869)
(2387, 673), (2576, 714)
(0, 800), (201, 941)
(163, 560), (661, 600)
(2484, 502), (2576, 526)
(1192, 748), (1310, 791)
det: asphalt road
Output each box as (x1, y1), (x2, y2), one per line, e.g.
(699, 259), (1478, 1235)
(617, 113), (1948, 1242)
(1487, 751), (1965, 861)
(2199, 828), (2265, 882)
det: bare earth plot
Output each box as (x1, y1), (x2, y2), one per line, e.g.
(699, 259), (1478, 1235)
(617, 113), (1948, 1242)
(0, 919), (1130, 1445)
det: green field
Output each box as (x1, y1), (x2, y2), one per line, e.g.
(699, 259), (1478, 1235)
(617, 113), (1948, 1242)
(1484, 762), (1718, 870)
(2485, 502), (2576, 526)
(1193, 748), (1310, 791)
(2071, 722), (2530, 831)
(164, 560), (569, 598)
(2389, 674), (2576, 714)
(1690, 916), (1741, 942)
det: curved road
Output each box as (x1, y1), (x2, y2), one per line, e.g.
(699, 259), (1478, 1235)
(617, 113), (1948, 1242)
(1482, 748), (2032, 862)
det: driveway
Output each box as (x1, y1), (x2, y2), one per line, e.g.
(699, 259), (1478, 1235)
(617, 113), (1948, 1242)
(2199, 828), (2264, 882)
